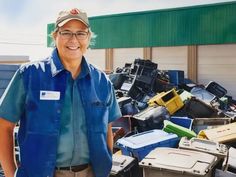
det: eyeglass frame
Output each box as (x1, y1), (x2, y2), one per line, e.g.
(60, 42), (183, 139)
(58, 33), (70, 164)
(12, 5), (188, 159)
(58, 30), (89, 40)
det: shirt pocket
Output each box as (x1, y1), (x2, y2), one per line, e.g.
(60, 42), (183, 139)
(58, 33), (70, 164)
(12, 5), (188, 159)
(87, 100), (109, 133)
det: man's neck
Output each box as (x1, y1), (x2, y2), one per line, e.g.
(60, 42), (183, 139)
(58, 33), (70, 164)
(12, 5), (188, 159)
(62, 57), (82, 79)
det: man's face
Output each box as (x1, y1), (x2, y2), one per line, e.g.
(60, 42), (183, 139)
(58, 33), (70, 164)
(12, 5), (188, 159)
(54, 19), (90, 61)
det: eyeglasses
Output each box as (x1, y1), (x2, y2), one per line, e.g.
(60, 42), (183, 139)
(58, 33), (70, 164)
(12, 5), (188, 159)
(58, 30), (89, 40)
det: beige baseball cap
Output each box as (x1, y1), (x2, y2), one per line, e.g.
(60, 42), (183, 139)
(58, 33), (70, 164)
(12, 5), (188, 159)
(55, 8), (90, 28)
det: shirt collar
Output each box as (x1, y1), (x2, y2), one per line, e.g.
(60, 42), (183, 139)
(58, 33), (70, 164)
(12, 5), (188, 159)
(78, 57), (90, 79)
(50, 48), (90, 78)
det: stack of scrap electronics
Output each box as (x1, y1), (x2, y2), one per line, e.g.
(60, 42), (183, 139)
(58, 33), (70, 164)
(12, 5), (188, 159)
(109, 58), (160, 102)
(109, 58), (236, 177)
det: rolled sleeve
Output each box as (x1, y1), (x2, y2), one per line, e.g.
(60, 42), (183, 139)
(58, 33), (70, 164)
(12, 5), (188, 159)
(0, 70), (26, 123)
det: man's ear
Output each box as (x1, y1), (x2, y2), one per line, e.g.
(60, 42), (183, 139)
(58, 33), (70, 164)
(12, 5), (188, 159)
(52, 32), (57, 41)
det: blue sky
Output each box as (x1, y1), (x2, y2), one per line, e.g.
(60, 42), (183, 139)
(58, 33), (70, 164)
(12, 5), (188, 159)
(0, 0), (234, 60)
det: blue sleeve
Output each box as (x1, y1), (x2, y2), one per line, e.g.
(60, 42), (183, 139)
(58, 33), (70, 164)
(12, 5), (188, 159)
(0, 70), (26, 123)
(108, 83), (122, 123)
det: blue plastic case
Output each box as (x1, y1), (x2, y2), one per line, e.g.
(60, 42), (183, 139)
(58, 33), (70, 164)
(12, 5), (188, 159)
(116, 129), (179, 161)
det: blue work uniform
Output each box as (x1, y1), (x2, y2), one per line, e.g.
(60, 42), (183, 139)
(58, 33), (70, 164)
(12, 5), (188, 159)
(0, 48), (121, 177)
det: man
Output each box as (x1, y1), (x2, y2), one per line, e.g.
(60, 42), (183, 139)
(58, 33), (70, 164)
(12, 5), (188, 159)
(0, 8), (121, 177)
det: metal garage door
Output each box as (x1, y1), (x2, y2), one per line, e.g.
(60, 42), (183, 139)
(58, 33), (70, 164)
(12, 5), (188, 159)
(152, 46), (188, 77)
(198, 44), (236, 99)
(0, 64), (19, 98)
(113, 48), (143, 70)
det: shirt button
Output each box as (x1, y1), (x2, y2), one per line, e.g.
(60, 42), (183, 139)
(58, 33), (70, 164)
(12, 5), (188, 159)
(57, 109), (61, 114)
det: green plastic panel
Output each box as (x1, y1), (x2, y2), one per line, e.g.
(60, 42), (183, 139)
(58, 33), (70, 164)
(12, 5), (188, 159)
(47, 2), (236, 48)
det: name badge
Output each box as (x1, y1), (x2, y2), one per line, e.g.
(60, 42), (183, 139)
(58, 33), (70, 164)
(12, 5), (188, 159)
(40, 90), (60, 100)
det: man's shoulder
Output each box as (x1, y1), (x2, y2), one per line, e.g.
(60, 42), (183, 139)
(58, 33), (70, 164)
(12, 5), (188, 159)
(87, 64), (113, 90)
(19, 58), (50, 74)
(88, 63), (108, 79)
